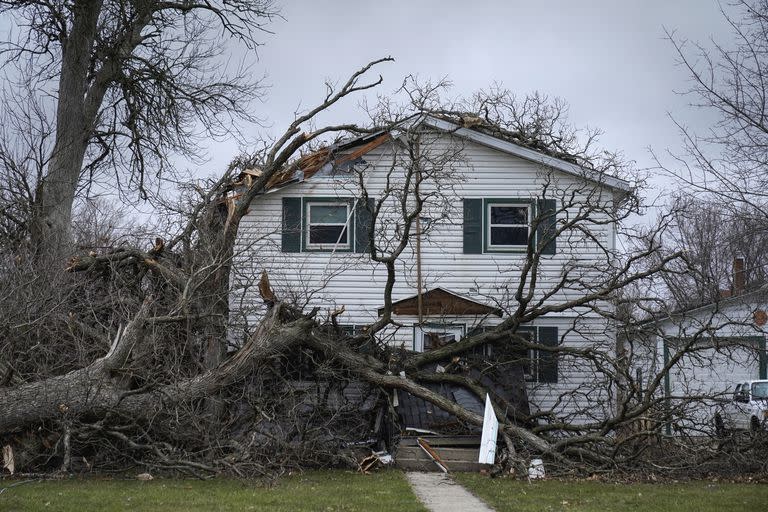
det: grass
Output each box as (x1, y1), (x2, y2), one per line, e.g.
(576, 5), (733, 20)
(5, 470), (767, 512)
(454, 474), (768, 512)
(0, 470), (427, 512)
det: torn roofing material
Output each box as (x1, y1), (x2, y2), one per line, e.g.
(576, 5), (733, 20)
(245, 113), (632, 195)
(244, 131), (391, 192)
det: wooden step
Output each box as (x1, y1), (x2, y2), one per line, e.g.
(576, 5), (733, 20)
(399, 435), (481, 447)
(395, 441), (490, 472)
(395, 457), (491, 472)
(397, 446), (479, 461)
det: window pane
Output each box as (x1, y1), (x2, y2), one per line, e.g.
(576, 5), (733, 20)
(424, 331), (457, 350)
(490, 226), (528, 245)
(753, 382), (768, 398)
(309, 225), (347, 244)
(310, 204), (348, 223)
(491, 205), (527, 225)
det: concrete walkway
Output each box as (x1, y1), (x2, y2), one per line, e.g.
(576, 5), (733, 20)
(405, 472), (495, 512)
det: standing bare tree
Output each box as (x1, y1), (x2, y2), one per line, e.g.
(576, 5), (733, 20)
(663, 1), (768, 233)
(651, 196), (768, 310)
(646, 1), (768, 308)
(0, 0), (277, 259)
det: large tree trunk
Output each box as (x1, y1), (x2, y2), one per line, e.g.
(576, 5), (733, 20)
(0, 299), (147, 432)
(29, 0), (102, 260)
(0, 304), (313, 433)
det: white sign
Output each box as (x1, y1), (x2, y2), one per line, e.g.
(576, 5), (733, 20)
(478, 394), (499, 464)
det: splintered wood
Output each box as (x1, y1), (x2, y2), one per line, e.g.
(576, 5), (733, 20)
(417, 438), (449, 473)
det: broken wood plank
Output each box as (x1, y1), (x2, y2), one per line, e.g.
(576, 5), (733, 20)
(417, 437), (449, 473)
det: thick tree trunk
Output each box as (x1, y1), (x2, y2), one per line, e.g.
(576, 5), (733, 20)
(0, 304), (313, 433)
(0, 301), (147, 432)
(31, 126), (89, 259)
(29, 0), (102, 260)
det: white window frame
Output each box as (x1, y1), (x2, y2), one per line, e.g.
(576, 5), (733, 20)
(414, 324), (466, 353)
(486, 202), (531, 250)
(305, 201), (352, 250)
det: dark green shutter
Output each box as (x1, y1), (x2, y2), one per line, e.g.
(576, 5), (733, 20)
(536, 198), (557, 255)
(354, 198), (375, 253)
(281, 197), (302, 252)
(463, 199), (483, 254)
(538, 326), (558, 383)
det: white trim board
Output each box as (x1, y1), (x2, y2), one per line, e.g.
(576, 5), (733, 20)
(420, 115), (632, 193)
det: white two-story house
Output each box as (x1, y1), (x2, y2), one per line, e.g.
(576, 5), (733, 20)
(230, 114), (632, 424)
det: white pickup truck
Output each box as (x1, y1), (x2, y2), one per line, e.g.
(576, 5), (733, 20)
(714, 380), (768, 435)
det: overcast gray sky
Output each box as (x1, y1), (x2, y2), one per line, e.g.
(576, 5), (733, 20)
(197, 0), (734, 201)
(0, 1), (738, 202)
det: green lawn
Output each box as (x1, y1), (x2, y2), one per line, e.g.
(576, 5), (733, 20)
(455, 474), (768, 512)
(0, 470), (427, 512)
(5, 471), (767, 512)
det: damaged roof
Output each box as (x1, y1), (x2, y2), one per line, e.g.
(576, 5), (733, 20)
(232, 131), (391, 194)
(265, 131), (391, 190)
(243, 113), (632, 194)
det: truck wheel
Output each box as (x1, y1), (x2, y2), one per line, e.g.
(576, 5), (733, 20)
(750, 416), (761, 433)
(714, 413), (726, 438)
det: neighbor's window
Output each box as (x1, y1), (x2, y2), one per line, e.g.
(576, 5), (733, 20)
(752, 381), (768, 399)
(306, 202), (350, 249)
(487, 203), (531, 249)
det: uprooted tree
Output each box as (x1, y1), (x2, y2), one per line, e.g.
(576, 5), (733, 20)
(2, 54), (739, 477)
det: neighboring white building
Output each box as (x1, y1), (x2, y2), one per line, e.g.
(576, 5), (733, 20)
(628, 283), (768, 433)
(230, 115), (632, 422)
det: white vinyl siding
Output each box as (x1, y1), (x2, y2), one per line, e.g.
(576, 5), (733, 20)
(232, 134), (620, 420)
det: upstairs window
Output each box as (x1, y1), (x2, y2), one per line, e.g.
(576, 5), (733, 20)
(305, 202), (350, 249)
(487, 203), (531, 249)
(463, 198), (556, 255)
(281, 196), (375, 253)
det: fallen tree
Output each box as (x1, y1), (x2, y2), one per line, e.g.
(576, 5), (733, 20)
(2, 59), (766, 480)
(0, 303), (316, 433)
